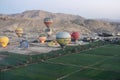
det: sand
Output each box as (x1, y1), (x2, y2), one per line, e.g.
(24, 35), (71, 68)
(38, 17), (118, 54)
(0, 43), (60, 55)
(0, 41), (88, 55)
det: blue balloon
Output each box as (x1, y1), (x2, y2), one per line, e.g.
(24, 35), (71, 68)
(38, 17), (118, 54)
(20, 40), (29, 48)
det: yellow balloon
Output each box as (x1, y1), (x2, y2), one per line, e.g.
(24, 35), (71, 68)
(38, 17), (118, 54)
(15, 27), (23, 37)
(56, 38), (71, 46)
(56, 32), (71, 48)
(0, 36), (9, 48)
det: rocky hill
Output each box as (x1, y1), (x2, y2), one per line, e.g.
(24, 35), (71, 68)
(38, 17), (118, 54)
(0, 10), (120, 40)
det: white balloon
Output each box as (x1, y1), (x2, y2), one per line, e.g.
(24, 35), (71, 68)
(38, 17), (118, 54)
(56, 32), (71, 39)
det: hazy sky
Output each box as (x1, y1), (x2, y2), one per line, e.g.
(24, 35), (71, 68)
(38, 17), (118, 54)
(0, 0), (120, 19)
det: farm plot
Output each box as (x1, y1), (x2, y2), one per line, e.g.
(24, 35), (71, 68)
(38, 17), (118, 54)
(47, 53), (109, 67)
(62, 68), (120, 80)
(46, 45), (120, 80)
(82, 45), (120, 56)
(0, 52), (29, 68)
(93, 56), (120, 72)
(0, 44), (120, 80)
(0, 62), (79, 80)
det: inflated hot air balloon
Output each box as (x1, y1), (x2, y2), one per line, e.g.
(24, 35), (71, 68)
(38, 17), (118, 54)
(39, 34), (47, 43)
(71, 32), (80, 42)
(44, 18), (53, 28)
(56, 32), (71, 48)
(0, 36), (9, 48)
(15, 27), (23, 37)
(45, 28), (52, 37)
(39, 37), (46, 43)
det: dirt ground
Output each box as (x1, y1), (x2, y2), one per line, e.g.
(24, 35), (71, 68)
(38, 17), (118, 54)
(0, 41), (87, 55)
(0, 43), (60, 55)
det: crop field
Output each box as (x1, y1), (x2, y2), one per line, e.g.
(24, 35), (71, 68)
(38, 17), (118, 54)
(0, 52), (29, 67)
(0, 44), (120, 80)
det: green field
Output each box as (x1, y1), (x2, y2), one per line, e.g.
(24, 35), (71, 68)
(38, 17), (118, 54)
(0, 44), (120, 80)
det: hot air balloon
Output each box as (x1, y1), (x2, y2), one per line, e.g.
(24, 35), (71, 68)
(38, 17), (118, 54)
(71, 32), (80, 42)
(15, 27), (23, 37)
(56, 32), (71, 48)
(44, 18), (53, 28)
(20, 40), (29, 48)
(39, 34), (47, 43)
(44, 17), (53, 38)
(39, 37), (46, 43)
(0, 36), (9, 48)
(45, 28), (52, 37)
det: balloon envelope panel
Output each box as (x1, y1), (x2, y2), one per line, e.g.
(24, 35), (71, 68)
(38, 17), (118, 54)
(56, 32), (71, 39)
(44, 18), (53, 23)
(56, 38), (71, 46)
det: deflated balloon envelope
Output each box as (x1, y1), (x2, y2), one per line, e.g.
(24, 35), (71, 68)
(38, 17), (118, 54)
(20, 40), (29, 48)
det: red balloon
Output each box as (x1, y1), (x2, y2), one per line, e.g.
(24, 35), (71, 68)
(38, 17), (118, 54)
(71, 32), (80, 40)
(44, 18), (53, 28)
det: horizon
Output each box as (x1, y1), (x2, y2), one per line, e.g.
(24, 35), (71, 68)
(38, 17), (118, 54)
(0, 0), (120, 19)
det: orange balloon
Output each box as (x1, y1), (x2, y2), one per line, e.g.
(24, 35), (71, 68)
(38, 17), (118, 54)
(39, 37), (46, 43)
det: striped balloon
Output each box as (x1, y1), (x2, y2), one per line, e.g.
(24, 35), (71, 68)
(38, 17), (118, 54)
(44, 18), (53, 28)
(56, 32), (71, 48)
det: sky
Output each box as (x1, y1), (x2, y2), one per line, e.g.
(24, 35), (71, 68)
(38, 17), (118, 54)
(0, 0), (120, 19)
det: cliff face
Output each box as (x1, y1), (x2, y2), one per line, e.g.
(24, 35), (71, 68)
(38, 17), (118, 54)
(0, 10), (120, 40)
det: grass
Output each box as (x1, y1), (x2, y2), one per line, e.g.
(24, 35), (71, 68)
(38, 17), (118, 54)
(0, 52), (29, 67)
(0, 62), (79, 80)
(82, 44), (120, 56)
(47, 53), (108, 67)
(93, 56), (120, 72)
(62, 69), (120, 80)
(0, 44), (120, 80)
